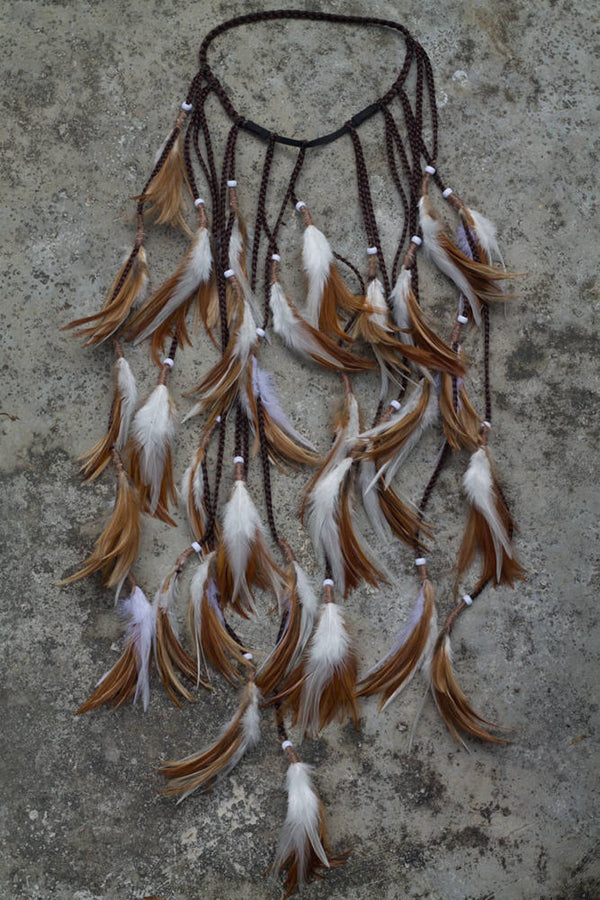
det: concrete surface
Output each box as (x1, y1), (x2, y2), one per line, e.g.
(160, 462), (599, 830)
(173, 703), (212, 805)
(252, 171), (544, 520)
(1, 1), (598, 898)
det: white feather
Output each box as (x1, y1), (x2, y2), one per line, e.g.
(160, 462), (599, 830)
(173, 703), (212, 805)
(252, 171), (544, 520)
(419, 197), (482, 326)
(297, 602), (351, 737)
(153, 568), (179, 613)
(180, 462), (206, 531)
(270, 283), (344, 369)
(133, 227), (212, 344)
(117, 586), (156, 711)
(303, 224), (333, 325)
(365, 278), (390, 329)
(131, 384), (177, 513)
(115, 357), (138, 449)
(463, 448), (512, 580)
(359, 460), (392, 543)
(465, 208), (505, 267)
(274, 761), (329, 876)
(222, 480), (265, 607)
(252, 359), (317, 450)
(290, 562), (320, 668)
(389, 267), (415, 341)
(305, 457), (353, 591)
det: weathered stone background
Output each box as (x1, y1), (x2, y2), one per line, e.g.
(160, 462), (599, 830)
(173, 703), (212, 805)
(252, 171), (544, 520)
(1, 1), (598, 898)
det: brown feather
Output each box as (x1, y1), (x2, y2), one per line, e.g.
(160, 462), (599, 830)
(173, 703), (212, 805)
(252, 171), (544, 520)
(358, 581), (435, 707)
(159, 681), (257, 796)
(245, 377), (321, 471)
(377, 481), (431, 550)
(256, 568), (302, 697)
(214, 524), (284, 619)
(184, 449), (207, 543)
(155, 606), (210, 706)
(136, 134), (190, 231)
(128, 444), (177, 526)
(403, 284), (466, 376)
(318, 266), (363, 341)
(79, 390), (125, 483)
(276, 799), (347, 898)
(76, 643), (139, 715)
(192, 577), (247, 683)
(433, 220), (517, 306)
(63, 247), (148, 345)
(287, 300), (375, 371)
(58, 468), (140, 587)
(431, 633), (508, 744)
(455, 495), (526, 595)
(439, 372), (481, 452)
(338, 478), (385, 597)
(356, 380), (432, 465)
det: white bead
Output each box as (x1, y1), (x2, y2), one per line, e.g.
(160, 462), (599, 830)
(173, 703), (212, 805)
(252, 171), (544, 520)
(227, 179), (237, 188)
(415, 557), (427, 567)
(216, 415), (222, 423)
(390, 399), (401, 410)
(181, 101), (193, 111)
(457, 314), (469, 324)
(224, 268), (235, 279)
(443, 187), (454, 198)
(483, 420), (492, 429)
(191, 542), (202, 554)
(366, 246), (378, 255)
(233, 456), (244, 465)
(295, 200), (306, 211)
(271, 253), (281, 262)
(194, 197), (204, 207)
(162, 358), (174, 368)
(281, 740), (293, 751)
(425, 165), (436, 175)
(411, 235), (422, 246)
(256, 327), (266, 338)
(243, 652), (253, 661)
(323, 578), (334, 587)
(463, 594), (473, 606)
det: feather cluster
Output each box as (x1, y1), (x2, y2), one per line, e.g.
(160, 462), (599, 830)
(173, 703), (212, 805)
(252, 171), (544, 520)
(358, 580), (437, 709)
(270, 283), (373, 372)
(351, 278), (408, 398)
(159, 680), (261, 800)
(128, 384), (178, 525)
(215, 479), (283, 617)
(64, 246), (149, 345)
(431, 632), (507, 745)
(274, 762), (343, 897)
(419, 195), (515, 326)
(59, 466), (140, 589)
(127, 226), (214, 363)
(139, 131), (189, 231)
(76, 586), (156, 714)
(456, 448), (525, 592)
(303, 224), (362, 340)
(277, 602), (358, 738)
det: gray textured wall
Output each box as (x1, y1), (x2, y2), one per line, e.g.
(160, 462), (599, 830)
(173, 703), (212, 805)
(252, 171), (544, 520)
(1, 1), (598, 898)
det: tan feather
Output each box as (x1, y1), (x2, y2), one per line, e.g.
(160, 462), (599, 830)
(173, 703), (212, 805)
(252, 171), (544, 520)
(356, 380), (433, 466)
(377, 481), (431, 551)
(63, 247), (148, 345)
(137, 133), (190, 231)
(58, 467), (140, 587)
(256, 567), (302, 697)
(455, 493), (526, 594)
(440, 372), (481, 452)
(403, 282), (466, 377)
(431, 633), (508, 744)
(79, 359), (136, 482)
(338, 477), (385, 596)
(317, 266), (363, 342)
(358, 580), (435, 708)
(192, 577), (248, 684)
(128, 443), (177, 527)
(76, 642), (139, 715)
(214, 530), (283, 619)
(155, 605), (210, 706)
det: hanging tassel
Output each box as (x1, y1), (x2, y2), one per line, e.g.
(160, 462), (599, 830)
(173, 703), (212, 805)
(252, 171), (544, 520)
(126, 225), (214, 363)
(256, 562), (318, 697)
(301, 213), (362, 340)
(59, 458), (140, 589)
(389, 267), (465, 377)
(159, 679), (261, 800)
(242, 359), (320, 469)
(275, 598), (358, 738)
(153, 558), (210, 706)
(358, 379), (438, 488)
(419, 195), (515, 326)
(430, 632), (506, 745)
(138, 129), (189, 231)
(358, 580), (436, 710)
(128, 381), (178, 525)
(456, 447), (526, 591)
(184, 298), (257, 426)
(303, 456), (383, 597)
(270, 282), (374, 372)
(215, 476), (283, 617)
(439, 371), (481, 452)
(76, 585), (156, 714)
(274, 760), (344, 896)
(64, 246), (149, 345)
(79, 354), (138, 482)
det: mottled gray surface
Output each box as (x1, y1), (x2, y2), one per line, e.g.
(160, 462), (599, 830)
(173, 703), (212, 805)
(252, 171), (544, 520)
(1, 1), (599, 899)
